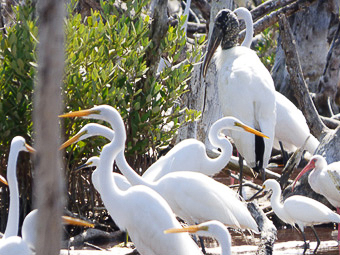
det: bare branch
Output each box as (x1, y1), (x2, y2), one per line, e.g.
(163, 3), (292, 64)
(278, 13), (328, 139)
(239, 0), (319, 43)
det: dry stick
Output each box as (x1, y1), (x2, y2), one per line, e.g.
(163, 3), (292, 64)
(278, 14), (328, 139)
(239, 0), (319, 42)
(33, 0), (65, 254)
(247, 202), (277, 255)
(278, 137), (308, 189)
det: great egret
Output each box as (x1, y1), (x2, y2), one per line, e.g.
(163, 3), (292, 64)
(62, 107), (204, 255)
(165, 220), (232, 255)
(263, 179), (340, 254)
(61, 116), (268, 182)
(60, 105), (260, 232)
(3, 136), (35, 239)
(75, 155), (131, 192)
(202, 9), (276, 183)
(234, 7), (319, 154)
(0, 209), (94, 255)
(292, 155), (340, 241)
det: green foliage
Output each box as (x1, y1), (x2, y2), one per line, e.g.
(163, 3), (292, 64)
(62, 0), (203, 170)
(0, 0), (203, 173)
(0, 3), (37, 155)
(254, 25), (278, 70)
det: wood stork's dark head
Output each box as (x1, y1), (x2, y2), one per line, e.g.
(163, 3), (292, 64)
(202, 9), (239, 77)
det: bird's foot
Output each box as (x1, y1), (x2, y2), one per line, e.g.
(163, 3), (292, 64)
(303, 241), (310, 254)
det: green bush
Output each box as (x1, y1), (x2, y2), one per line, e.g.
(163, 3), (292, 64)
(63, 0), (203, 171)
(0, 0), (203, 172)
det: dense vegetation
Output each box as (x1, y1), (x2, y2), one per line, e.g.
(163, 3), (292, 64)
(0, 0), (203, 232)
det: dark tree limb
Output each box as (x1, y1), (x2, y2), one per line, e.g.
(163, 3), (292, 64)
(278, 13), (328, 139)
(191, 0), (210, 22)
(320, 115), (340, 129)
(145, 0), (169, 80)
(247, 202), (277, 255)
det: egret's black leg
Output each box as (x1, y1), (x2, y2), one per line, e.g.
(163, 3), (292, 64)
(300, 229), (309, 254)
(261, 168), (266, 183)
(194, 222), (206, 254)
(311, 226), (320, 254)
(199, 236), (206, 254)
(279, 141), (289, 166)
(238, 155), (244, 198)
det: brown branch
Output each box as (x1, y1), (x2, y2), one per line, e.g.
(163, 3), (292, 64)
(278, 13), (328, 139)
(191, 0), (210, 22)
(239, 0), (319, 43)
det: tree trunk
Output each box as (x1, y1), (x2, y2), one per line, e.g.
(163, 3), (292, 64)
(272, 0), (339, 108)
(177, 0), (234, 150)
(33, 0), (65, 254)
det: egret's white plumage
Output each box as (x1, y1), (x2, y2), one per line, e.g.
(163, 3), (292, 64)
(165, 220), (232, 255)
(234, 7), (319, 154)
(61, 107), (204, 255)
(203, 9), (276, 175)
(60, 105), (260, 232)
(292, 155), (340, 241)
(3, 137), (34, 240)
(263, 179), (340, 254)
(293, 155), (340, 208)
(0, 209), (94, 255)
(76, 155), (131, 192)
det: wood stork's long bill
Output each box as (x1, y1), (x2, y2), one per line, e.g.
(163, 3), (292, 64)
(202, 9), (240, 77)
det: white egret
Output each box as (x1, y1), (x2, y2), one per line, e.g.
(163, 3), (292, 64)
(75, 155), (131, 192)
(202, 9), (276, 183)
(292, 155), (340, 241)
(263, 179), (340, 254)
(234, 7), (319, 155)
(61, 116), (268, 182)
(0, 209), (94, 255)
(60, 105), (261, 233)
(165, 220), (232, 255)
(62, 107), (204, 255)
(3, 136), (35, 239)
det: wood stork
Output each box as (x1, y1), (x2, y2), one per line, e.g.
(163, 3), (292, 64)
(233, 7), (319, 155)
(202, 9), (276, 183)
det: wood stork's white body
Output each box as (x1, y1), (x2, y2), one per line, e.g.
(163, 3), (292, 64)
(215, 45), (276, 170)
(234, 7), (319, 154)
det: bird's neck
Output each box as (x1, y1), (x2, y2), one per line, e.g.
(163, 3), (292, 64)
(4, 148), (20, 238)
(269, 187), (285, 222)
(206, 120), (233, 172)
(116, 150), (150, 187)
(240, 11), (253, 48)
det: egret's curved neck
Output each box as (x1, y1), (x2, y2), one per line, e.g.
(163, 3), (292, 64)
(4, 147), (20, 238)
(116, 151), (150, 187)
(205, 119), (234, 171)
(212, 227), (231, 255)
(268, 184), (285, 220)
(235, 8), (253, 48)
(95, 111), (127, 202)
(91, 110), (151, 188)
